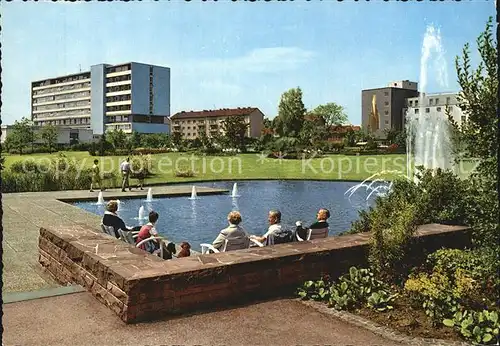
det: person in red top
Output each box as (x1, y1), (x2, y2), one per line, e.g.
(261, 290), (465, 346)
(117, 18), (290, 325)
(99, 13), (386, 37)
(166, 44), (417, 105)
(136, 211), (160, 253)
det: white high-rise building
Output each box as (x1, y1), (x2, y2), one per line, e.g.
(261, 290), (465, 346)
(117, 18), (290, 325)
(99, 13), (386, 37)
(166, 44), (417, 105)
(31, 62), (171, 135)
(405, 92), (468, 127)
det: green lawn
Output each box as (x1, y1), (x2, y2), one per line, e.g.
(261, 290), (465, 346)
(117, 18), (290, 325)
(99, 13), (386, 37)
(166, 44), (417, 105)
(3, 151), (477, 184)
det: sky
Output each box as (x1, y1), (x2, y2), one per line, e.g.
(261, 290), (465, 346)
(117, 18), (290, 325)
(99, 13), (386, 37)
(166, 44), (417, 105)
(1, 1), (494, 126)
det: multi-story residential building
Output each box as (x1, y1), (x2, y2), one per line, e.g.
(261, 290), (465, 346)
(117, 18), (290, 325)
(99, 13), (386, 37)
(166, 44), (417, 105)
(405, 92), (468, 126)
(31, 62), (170, 135)
(361, 80), (419, 138)
(170, 107), (264, 140)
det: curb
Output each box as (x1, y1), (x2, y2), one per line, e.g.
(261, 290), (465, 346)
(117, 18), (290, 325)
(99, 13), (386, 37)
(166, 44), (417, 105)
(299, 299), (470, 346)
(3, 285), (85, 304)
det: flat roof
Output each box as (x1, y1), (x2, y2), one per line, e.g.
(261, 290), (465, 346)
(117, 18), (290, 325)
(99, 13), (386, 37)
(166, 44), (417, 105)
(32, 70), (91, 84)
(361, 87), (419, 92)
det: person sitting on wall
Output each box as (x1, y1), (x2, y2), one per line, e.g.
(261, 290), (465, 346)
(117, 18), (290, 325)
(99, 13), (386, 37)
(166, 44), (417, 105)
(211, 211), (250, 252)
(295, 208), (330, 241)
(136, 211), (161, 253)
(177, 242), (191, 258)
(250, 210), (292, 245)
(102, 200), (132, 238)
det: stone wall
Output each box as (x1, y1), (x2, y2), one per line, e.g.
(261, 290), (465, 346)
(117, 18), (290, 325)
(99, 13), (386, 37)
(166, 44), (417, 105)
(38, 224), (471, 323)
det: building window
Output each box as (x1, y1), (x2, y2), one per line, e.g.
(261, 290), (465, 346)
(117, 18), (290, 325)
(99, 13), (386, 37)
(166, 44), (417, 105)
(425, 108), (430, 113)
(409, 100), (413, 106)
(384, 110), (389, 115)
(415, 100), (419, 106)
(437, 107), (441, 112)
(435, 98), (439, 104)
(415, 109), (419, 114)
(461, 116), (466, 123)
(384, 91), (388, 96)
(384, 120), (389, 125)
(384, 101), (389, 106)
(446, 97), (450, 104)
(149, 66), (154, 115)
(429, 99), (434, 106)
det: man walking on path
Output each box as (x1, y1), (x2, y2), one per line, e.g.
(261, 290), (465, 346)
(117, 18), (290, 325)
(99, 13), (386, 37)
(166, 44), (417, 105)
(120, 157), (132, 192)
(90, 159), (105, 192)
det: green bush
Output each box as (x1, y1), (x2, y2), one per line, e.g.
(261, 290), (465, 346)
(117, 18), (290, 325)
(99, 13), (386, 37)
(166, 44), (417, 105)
(443, 310), (499, 345)
(297, 267), (397, 312)
(2, 155), (117, 192)
(368, 197), (418, 283)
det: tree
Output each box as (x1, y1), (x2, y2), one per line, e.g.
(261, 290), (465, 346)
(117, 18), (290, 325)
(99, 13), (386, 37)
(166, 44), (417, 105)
(343, 128), (358, 147)
(171, 132), (183, 148)
(311, 102), (348, 127)
(221, 115), (249, 151)
(7, 117), (35, 155)
(299, 113), (328, 147)
(276, 87), (307, 137)
(140, 133), (170, 148)
(197, 125), (213, 149)
(40, 124), (58, 153)
(130, 131), (142, 149)
(454, 17), (498, 247)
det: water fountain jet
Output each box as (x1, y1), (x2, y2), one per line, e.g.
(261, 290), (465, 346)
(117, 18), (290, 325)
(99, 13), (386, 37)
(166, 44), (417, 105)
(230, 183), (240, 198)
(146, 188), (153, 202)
(96, 191), (105, 205)
(188, 186), (198, 200)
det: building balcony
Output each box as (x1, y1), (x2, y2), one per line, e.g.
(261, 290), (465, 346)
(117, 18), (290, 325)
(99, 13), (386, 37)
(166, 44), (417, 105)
(106, 70), (132, 78)
(33, 114), (91, 121)
(32, 78), (91, 91)
(105, 90), (132, 97)
(106, 110), (132, 116)
(32, 86), (91, 98)
(33, 96), (91, 107)
(106, 100), (132, 107)
(106, 80), (132, 88)
(33, 105), (91, 114)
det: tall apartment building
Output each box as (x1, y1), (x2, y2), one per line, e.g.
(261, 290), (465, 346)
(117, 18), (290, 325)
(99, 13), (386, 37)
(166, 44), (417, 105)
(361, 80), (419, 138)
(31, 62), (170, 135)
(170, 107), (264, 140)
(405, 92), (468, 126)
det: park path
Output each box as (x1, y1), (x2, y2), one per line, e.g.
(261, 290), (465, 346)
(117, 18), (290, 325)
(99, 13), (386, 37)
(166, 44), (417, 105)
(3, 292), (401, 346)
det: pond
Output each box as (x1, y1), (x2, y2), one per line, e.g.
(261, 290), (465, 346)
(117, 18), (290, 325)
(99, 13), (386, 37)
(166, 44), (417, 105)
(72, 180), (382, 251)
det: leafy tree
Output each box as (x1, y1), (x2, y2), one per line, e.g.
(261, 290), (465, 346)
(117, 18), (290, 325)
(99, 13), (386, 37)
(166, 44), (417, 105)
(263, 117), (273, 129)
(454, 17), (498, 246)
(130, 131), (142, 149)
(171, 132), (183, 147)
(97, 133), (113, 156)
(197, 125), (213, 149)
(343, 128), (358, 147)
(7, 117), (35, 155)
(276, 87), (307, 137)
(311, 102), (348, 127)
(221, 115), (249, 151)
(299, 113), (328, 147)
(140, 133), (170, 148)
(40, 124), (58, 153)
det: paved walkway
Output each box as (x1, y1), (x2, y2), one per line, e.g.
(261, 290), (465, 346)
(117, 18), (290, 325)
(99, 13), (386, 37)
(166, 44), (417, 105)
(2, 185), (226, 294)
(3, 293), (401, 346)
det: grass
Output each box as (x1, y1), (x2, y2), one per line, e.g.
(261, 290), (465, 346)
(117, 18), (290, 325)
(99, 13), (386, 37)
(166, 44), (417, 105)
(3, 151), (477, 185)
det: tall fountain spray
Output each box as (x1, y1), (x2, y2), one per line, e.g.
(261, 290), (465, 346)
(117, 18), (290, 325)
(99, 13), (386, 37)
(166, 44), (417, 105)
(406, 24), (453, 181)
(189, 186), (198, 200)
(96, 191), (105, 205)
(146, 188), (153, 202)
(230, 183), (240, 198)
(116, 199), (121, 212)
(138, 206), (146, 221)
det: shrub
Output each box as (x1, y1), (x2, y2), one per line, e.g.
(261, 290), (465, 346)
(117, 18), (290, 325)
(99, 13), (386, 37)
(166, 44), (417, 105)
(2, 156), (117, 192)
(369, 197), (418, 283)
(404, 270), (460, 324)
(443, 310), (499, 345)
(174, 169), (195, 178)
(297, 267), (397, 312)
